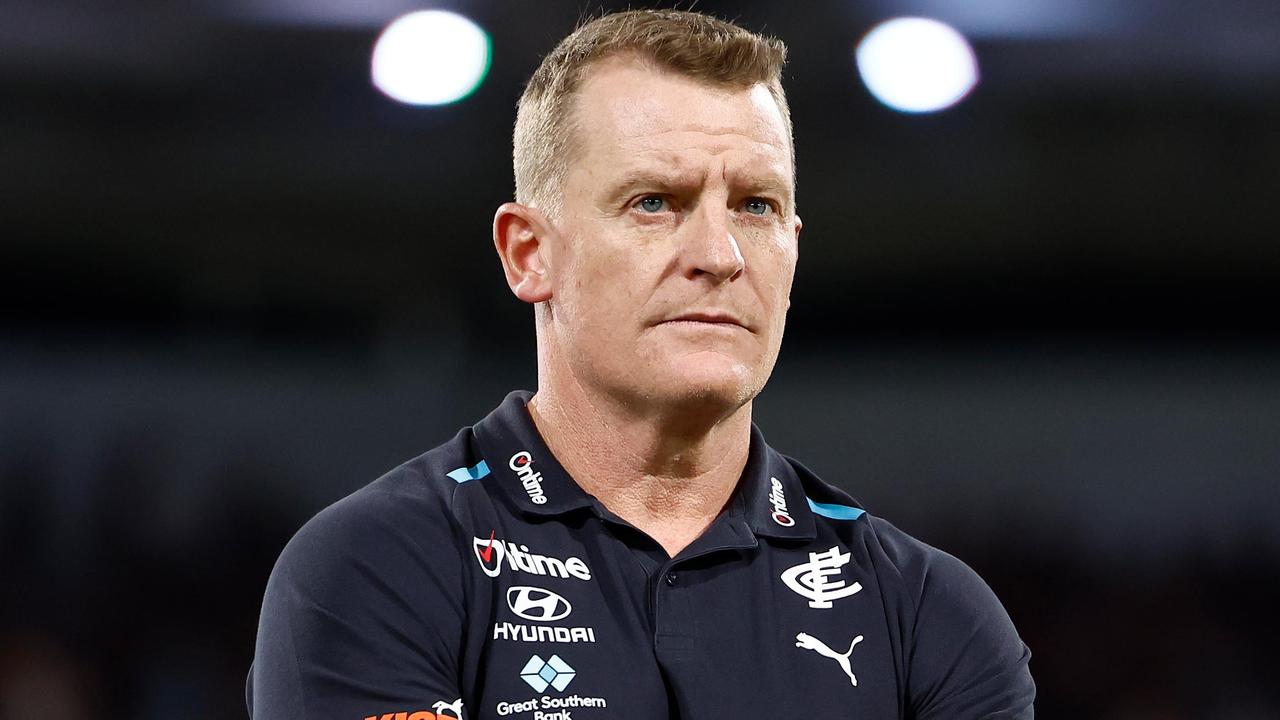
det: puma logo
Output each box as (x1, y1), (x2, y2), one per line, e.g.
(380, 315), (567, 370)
(431, 699), (464, 719)
(795, 631), (864, 686)
(363, 699), (463, 720)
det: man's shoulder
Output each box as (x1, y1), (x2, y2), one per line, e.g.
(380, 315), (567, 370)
(317, 427), (476, 524)
(250, 428), (479, 718)
(859, 513), (979, 595)
(780, 452), (996, 604)
(271, 427), (486, 585)
(826, 503), (1035, 715)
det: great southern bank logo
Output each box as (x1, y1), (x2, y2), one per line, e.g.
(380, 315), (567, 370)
(472, 532), (592, 581)
(509, 451), (548, 505)
(519, 654), (575, 692)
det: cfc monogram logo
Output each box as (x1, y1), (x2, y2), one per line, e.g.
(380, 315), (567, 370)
(780, 546), (863, 609)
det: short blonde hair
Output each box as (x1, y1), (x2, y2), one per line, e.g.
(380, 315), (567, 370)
(513, 9), (792, 215)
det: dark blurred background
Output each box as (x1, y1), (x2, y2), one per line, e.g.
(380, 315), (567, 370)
(3, 0), (1279, 717)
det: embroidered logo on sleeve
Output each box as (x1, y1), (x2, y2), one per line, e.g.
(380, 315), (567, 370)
(363, 698), (463, 720)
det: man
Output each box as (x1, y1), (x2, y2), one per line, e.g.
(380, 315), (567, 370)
(249, 9), (1034, 720)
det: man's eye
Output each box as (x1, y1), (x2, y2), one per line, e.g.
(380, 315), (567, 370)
(636, 196), (668, 213)
(744, 198), (771, 216)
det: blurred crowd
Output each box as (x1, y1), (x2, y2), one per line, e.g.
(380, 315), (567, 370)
(0, 426), (302, 720)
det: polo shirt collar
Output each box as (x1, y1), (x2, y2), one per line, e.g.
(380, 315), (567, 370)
(470, 391), (818, 541)
(738, 423), (817, 541)
(472, 390), (597, 516)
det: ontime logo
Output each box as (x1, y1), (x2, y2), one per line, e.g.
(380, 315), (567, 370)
(509, 451), (548, 504)
(769, 476), (795, 527)
(472, 533), (592, 581)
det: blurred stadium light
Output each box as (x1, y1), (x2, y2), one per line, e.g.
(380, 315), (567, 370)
(855, 17), (978, 113)
(862, 0), (1133, 39)
(370, 10), (492, 106)
(219, 0), (424, 27)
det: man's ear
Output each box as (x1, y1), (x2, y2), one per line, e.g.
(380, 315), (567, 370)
(493, 202), (554, 304)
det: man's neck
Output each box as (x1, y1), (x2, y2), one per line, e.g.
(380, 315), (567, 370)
(528, 383), (752, 558)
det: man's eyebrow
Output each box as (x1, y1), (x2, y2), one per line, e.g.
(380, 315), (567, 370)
(731, 166), (795, 203)
(610, 168), (691, 189)
(601, 168), (696, 200)
(736, 171), (791, 194)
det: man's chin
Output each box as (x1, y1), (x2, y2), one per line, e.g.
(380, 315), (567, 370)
(644, 358), (762, 413)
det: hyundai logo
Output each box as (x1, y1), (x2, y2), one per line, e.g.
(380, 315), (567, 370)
(507, 586), (573, 622)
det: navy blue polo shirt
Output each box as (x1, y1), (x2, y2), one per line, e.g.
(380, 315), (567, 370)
(249, 391), (1034, 719)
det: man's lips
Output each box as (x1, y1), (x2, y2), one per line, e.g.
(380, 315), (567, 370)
(658, 311), (751, 331)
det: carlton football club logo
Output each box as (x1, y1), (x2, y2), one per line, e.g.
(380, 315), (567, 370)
(781, 546), (863, 609)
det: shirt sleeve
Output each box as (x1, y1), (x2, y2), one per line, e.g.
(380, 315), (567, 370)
(905, 546), (1035, 719)
(247, 487), (467, 720)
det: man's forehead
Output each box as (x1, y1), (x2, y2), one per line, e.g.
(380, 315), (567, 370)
(604, 88), (786, 145)
(571, 58), (792, 170)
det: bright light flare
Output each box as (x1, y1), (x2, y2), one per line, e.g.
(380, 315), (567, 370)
(371, 10), (491, 106)
(855, 17), (979, 114)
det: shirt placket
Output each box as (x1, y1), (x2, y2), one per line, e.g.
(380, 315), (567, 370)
(650, 514), (758, 667)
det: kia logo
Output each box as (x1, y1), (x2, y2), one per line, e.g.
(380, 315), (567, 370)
(507, 586), (572, 622)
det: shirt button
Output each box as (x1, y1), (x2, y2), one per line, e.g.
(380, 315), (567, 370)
(665, 572), (678, 586)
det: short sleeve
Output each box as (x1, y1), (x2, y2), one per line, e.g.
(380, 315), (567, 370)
(247, 487), (466, 720)
(906, 548), (1035, 719)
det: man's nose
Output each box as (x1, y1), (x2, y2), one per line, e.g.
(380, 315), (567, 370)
(685, 206), (745, 282)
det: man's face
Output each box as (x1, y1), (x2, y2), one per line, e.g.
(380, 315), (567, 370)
(543, 56), (800, 413)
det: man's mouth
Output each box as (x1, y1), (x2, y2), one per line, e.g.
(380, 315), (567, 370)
(660, 311), (751, 331)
